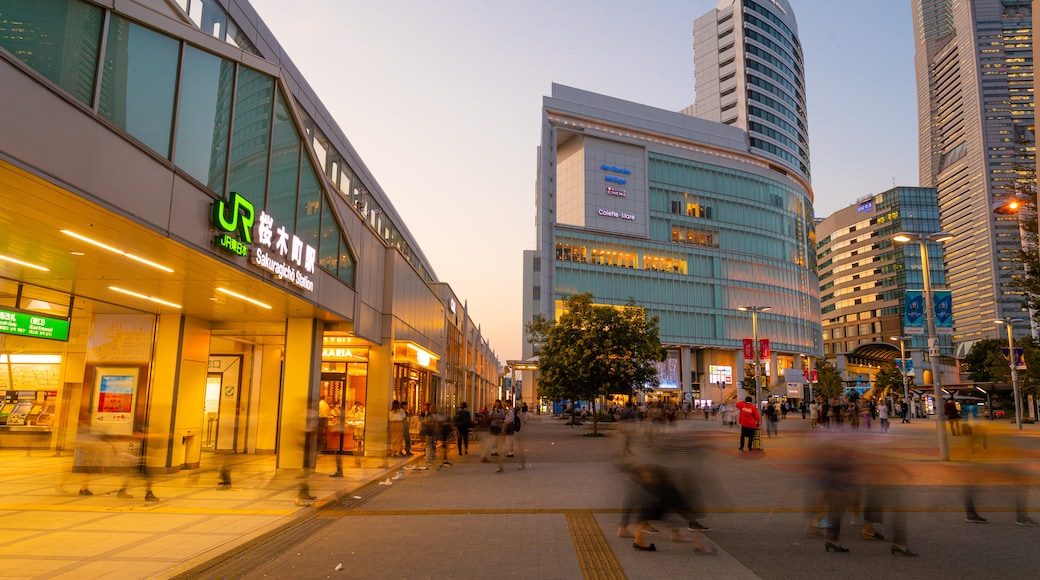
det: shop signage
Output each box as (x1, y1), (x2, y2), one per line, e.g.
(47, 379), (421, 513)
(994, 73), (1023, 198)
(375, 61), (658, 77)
(601, 164), (631, 185)
(606, 186), (627, 197)
(0, 308), (69, 341)
(212, 192), (316, 292)
(598, 208), (635, 221)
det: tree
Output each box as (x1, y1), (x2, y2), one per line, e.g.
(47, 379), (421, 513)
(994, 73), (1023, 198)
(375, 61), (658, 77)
(872, 362), (903, 402)
(525, 293), (666, 434)
(813, 359), (843, 400)
(963, 339), (1010, 383)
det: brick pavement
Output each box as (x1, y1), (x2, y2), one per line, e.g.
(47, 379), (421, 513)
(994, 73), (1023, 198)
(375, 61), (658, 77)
(2, 413), (1040, 578)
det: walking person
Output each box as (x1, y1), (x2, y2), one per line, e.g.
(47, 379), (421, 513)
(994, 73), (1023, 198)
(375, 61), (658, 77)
(454, 402), (473, 455)
(388, 400), (406, 456)
(878, 401), (890, 433)
(496, 401), (522, 473)
(736, 396), (761, 451)
(481, 399), (505, 462)
(401, 401), (414, 455)
(764, 401), (779, 437)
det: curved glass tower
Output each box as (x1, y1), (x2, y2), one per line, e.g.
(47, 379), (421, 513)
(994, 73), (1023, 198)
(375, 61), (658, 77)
(691, 0), (809, 182)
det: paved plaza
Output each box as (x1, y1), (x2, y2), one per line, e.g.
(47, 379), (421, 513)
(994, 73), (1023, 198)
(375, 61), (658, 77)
(1, 413), (1040, 579)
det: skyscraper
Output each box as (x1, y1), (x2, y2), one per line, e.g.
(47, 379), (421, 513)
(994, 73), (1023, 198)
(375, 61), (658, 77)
(689, 0), (809, 183)
(912, 0), (1034, 356)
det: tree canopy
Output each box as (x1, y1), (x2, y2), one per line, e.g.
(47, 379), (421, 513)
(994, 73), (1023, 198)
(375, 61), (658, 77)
(525, 293), (666, 409)
(812, 359), (843, 400)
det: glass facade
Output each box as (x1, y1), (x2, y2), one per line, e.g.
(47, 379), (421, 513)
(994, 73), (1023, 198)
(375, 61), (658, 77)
(552, 151), (819, 354)
(0, 0), (357, 287)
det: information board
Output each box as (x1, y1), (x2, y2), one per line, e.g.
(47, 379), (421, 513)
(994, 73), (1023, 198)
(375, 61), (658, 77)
(0, 309), (69, 341)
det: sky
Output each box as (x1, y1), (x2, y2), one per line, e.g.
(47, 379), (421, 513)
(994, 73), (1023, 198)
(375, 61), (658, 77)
(248, 0), (920, 363)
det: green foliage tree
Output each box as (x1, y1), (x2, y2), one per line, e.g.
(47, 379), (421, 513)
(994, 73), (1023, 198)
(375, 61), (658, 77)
(813, 359), (843, 400)
(966, 336), (1040, 421)
(525, 293), (666, 434)
(963, 339), (1010, 383)
(872, 362), (903, 402)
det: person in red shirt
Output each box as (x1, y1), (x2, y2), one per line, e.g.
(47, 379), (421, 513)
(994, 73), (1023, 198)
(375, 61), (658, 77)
(736, 396), (761, 451)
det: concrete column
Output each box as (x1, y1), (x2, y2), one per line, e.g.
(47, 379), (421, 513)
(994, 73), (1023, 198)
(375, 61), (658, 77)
(362, 340), (393, 457)
(148, 314), (209, 472)
(276, 318), (322, 472)
(681, 346), (692, 398)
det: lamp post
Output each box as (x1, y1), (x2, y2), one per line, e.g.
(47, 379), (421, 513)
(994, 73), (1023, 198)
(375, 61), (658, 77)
(891, 335), (913, 423)
(995, 318), (1025, 430)
(893, 231), (953, 461)
(738, 305), (771, 407)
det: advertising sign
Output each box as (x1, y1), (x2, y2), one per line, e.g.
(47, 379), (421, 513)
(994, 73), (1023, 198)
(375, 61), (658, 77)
(91, 366), (139, 435)
(743, 339), (754, 359)
(933, 290), (953, 335)
(904, 290), (925, 335)
(759, 339), (770, 359)
(1001, 347), (1027, 370)
(0, 308), (69, 341)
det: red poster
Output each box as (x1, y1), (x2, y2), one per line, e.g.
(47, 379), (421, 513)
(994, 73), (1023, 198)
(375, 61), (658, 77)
(759, 339), (770, 358)
(743, 339), (754, 359)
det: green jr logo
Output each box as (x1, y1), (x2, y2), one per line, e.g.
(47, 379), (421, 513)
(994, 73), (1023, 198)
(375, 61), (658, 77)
(213, 192), (254, 256)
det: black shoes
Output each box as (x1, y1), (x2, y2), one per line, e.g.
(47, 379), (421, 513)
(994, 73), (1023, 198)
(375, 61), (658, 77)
(633, 542), (656, 551)
(144, 491), (159, 502)
(863, 531), (886, 541)
(965, 513), (988, 523)
(688, 521), (710, 532)
(825, 542), (850, 553)
(891, 545), (919, 556)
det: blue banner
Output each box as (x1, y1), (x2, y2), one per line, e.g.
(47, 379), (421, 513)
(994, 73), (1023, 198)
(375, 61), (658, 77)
(933, 290), (953, 335)
(904, 291), (925, 335)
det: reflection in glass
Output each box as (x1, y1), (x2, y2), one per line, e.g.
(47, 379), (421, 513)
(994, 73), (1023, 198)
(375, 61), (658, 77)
(0, 0), (103, 106)
(99, 15), (179, 158)
(175, 45), (233, 195)
(227, 66), (273, 210)
(267, 89), (300, 227)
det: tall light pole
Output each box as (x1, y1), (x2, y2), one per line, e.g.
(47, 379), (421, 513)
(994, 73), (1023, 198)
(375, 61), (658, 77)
(893, 231), (953, 461)
(738, 305), (771, 407)
(891, 335), (913, 423)
(995, 318), (1025, 430)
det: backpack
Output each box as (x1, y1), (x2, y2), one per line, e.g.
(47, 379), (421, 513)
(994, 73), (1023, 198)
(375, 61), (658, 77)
(512, 410), (521, 432)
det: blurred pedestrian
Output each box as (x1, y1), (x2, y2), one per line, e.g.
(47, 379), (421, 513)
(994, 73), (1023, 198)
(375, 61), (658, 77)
(454, 402), (473, 455)
(401, 401), (414, 455)
(481, 399), (505, 462)
(388, 400), (406, 457)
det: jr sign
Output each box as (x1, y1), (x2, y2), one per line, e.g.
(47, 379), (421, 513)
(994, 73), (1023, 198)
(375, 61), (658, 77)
(212, 192), (316, 292)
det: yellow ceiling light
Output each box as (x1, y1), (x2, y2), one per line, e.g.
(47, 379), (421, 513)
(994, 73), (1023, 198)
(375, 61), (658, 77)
(61, 229), (174, 273)
(216, 287), (272, 309)
(108, 286), (182, 309)
(0, 253), (49, 272)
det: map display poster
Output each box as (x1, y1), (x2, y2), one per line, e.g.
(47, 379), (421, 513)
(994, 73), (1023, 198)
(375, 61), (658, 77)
(91, 366), (138, 435)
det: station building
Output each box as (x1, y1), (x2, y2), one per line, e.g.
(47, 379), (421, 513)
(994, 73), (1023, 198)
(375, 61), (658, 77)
(0, 0), (500, 474)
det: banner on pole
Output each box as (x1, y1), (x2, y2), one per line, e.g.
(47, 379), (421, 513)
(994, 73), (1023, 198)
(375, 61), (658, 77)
(904, 290), (925, 335)
(933, 290), (953, 335)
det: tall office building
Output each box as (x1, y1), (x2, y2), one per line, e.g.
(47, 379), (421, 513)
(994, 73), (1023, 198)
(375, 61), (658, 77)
(816, 187), (953, 390)
(912, 0), (1034, 356)
(689, 0), (809, 183)
(523, 1), (820, 405)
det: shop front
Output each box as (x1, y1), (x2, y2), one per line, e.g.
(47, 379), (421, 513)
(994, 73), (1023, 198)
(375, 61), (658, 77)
(320, 340), (369, 455)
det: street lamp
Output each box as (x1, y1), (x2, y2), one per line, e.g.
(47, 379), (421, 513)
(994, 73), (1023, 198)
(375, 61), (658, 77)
(893, 230), (953, 461)
(995, 317), (1025, 430)
(891, 335), (913, 423)
(737, 305), (771, 407)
